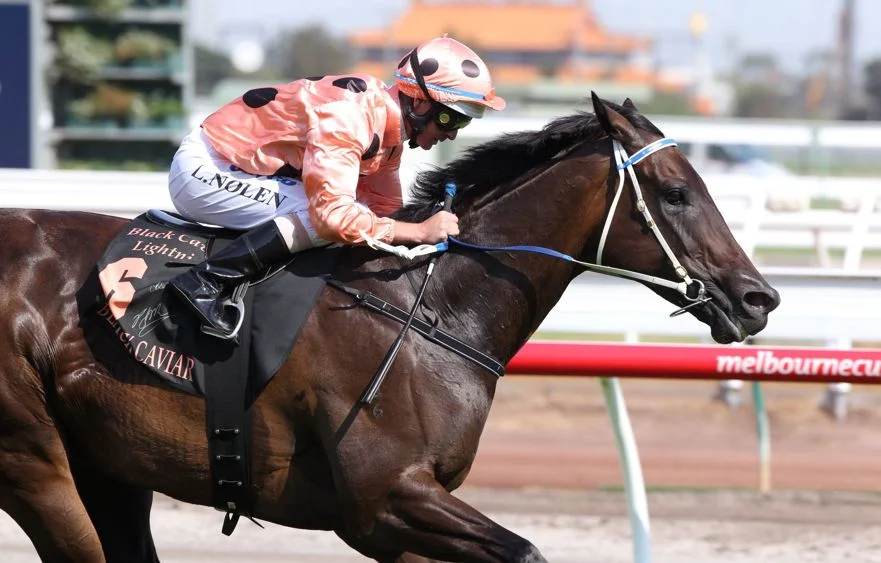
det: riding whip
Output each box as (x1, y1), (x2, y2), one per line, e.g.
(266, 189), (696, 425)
(360, 183), (456, 405)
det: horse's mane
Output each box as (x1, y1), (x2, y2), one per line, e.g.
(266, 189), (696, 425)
(395, 101), (663, 222)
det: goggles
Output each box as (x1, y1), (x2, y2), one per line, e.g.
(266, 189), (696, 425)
(434, 107), (471, 131)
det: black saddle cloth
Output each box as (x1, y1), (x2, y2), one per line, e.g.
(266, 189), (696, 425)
(88, 210), (339, 401)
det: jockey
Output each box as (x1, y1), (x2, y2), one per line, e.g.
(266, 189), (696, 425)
(167, 35), (506, 340)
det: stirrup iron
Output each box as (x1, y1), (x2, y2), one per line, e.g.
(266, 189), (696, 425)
(200, 283), (247, 340)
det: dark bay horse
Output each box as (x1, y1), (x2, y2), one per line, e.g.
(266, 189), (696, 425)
(0, 95), (779, 562)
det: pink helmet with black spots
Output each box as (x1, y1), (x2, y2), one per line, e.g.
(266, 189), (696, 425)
(395, 35), (506, 119)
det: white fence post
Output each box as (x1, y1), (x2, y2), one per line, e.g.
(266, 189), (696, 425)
(820, 337), (854, 421)
(601, 377), (651, 563)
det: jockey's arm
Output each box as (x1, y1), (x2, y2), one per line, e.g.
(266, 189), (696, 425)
(376, 162), (458, 245)
(391, 215), (458, 245)
(355, 149), (459, 245)
(301, 101), (396, 245)
(355, 149), (403, 217)
(302, 101), (457, 246)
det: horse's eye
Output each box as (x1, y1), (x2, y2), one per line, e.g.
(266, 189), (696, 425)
(664, 188), (685, 205)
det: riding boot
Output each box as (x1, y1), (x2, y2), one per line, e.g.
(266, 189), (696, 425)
(169, 220), (290, 340)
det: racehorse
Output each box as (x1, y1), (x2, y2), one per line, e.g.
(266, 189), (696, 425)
(0, 94), (779, 562)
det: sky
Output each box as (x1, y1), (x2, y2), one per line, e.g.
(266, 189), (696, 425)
(190, 0), (881, 74)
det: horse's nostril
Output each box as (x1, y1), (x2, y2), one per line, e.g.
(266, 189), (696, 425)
(744, 288), (781, 313)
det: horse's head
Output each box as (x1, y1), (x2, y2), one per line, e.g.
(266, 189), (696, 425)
(587, 93), (780, 343)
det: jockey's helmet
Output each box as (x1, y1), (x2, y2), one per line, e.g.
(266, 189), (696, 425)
(394, 35), (506, 124)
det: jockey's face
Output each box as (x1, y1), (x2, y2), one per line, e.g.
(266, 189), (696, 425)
(409, 98), (460, 150)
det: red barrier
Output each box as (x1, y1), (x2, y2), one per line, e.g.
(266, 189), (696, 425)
(508, 341), (881, 384)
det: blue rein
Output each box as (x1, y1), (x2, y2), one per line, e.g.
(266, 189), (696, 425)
(446, 237), (577, 263)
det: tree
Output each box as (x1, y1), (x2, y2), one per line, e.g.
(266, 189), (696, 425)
(734, 85), (788, 118)
(736, 53), (781, 84)
(640, 92), (693, 116)
(730, 52), (793, 118)
(265, 25), (354, 79)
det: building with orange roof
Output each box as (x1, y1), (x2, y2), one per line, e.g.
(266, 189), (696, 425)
(348, 0), (683, 113)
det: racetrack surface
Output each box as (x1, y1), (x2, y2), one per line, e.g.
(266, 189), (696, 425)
(3, 377), (881, 562)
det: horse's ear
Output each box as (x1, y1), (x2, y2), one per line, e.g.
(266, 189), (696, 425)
(591, 91), (638, 144)
(622, 97), (639, 111)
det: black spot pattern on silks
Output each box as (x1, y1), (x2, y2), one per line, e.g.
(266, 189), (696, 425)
(462, 60), (480, 78)
(332, 77), (368, 93)
(420, 58), (440, 76)
(274, 163), (301, 179)
(242, 87), (278, 108)
(398, 54), (410, 69)
(362, 134), (380, 160)
(305, 76), (324, 81)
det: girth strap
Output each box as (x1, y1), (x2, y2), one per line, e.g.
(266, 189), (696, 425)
(204, 288), (254, 536)
(326, 279), (505, 378)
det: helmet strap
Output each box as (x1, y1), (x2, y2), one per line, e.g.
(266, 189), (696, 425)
(399, 93), (432, 149)
(401, 47), (445, 149)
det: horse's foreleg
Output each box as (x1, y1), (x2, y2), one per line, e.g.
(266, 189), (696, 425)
(342, 469), (548, 563)
(70, 456), (159, 563)
(0, 362), (105, 562)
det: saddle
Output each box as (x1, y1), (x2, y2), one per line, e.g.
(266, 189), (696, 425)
(92, 209), (337, 399)
(90, 209), (339, 534)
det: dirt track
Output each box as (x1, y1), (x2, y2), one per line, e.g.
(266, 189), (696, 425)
(3, 377), (881, 562)
(471, 376), (881, 492)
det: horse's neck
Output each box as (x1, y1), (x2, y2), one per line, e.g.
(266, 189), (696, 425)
(428, 154), (610, 364)
(430, 252), (575, 363)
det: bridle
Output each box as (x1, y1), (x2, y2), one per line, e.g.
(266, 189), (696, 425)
(591, 137), (712, 316)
